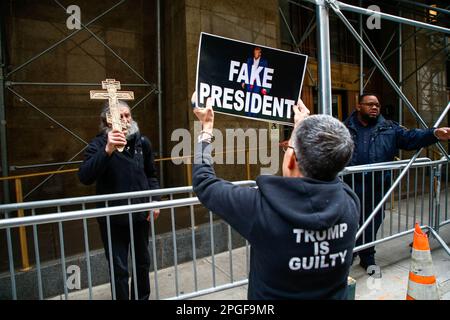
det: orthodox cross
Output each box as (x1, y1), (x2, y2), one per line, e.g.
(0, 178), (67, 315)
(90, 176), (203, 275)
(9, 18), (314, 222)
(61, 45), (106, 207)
(90, 79), (134, 152)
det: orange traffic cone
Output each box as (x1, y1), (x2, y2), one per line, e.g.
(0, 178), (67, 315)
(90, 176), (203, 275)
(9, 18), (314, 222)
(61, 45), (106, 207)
(406, 223), (440, 300)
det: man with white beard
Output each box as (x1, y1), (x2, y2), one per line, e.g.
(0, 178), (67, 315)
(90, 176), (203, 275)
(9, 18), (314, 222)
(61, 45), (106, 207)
(78, 100), (160, 300)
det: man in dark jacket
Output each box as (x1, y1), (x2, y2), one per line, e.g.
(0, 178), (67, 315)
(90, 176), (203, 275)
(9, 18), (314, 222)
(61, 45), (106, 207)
(344, 93), (450, 276)
(192, 96), (360, 299)
(78, 101), (160, 300)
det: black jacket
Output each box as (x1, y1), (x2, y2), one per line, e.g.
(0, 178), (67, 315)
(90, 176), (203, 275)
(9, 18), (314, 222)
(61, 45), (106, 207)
(193, 142), (360, 300)
(344, 112), (438, 166)
(344, 112), (438, 199)
(78, 132), (160, 225)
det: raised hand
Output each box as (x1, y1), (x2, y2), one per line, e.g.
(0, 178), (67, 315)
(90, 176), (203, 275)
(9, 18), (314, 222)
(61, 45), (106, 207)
(191, 92), (214, 131)
(293, 98), (310, 127)
(105, 129), (127, 155)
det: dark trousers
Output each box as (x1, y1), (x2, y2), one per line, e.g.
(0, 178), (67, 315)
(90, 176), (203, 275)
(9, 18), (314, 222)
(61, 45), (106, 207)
(356, 195), (384, 263)
(347, 172), (390, 264)
(98, 218), (151, 300)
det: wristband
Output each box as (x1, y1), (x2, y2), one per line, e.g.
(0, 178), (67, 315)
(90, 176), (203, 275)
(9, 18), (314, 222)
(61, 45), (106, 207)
(433, 129), (439, 139)
(198, 131), (215, 143)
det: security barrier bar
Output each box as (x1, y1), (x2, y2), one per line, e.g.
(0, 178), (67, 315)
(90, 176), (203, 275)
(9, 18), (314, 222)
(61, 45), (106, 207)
(1, 158), (450, 300)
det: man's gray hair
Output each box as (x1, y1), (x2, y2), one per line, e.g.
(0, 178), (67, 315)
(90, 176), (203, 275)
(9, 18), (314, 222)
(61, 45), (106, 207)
(292, 115), (353, 181)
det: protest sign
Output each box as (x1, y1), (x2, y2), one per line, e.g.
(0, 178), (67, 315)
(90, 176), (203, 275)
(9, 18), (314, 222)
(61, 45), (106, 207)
(195, 33), (308, 125)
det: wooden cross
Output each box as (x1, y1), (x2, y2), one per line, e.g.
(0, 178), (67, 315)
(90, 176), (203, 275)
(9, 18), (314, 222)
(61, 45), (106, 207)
(90, 79), (135, 152)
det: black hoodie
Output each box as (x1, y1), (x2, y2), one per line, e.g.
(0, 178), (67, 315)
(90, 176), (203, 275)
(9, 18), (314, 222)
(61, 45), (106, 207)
(193, 142), (360, 300)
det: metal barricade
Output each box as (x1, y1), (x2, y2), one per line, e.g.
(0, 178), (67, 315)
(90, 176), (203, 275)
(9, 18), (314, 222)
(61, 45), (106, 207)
(1, 157), (450, 300)
(339, 157), (450, 254)
(0, 181), (255, 300)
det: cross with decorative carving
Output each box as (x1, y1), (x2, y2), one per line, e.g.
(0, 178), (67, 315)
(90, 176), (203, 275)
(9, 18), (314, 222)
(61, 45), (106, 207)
(90, 79), (134, 152)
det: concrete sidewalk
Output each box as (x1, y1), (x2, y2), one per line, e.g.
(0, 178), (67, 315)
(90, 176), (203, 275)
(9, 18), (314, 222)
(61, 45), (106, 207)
(195, 223), (450, 300)
(50, 223), (450, 300)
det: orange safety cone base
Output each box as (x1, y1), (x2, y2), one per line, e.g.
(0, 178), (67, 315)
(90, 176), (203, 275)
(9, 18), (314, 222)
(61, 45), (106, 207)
(406, 223), (440, 300)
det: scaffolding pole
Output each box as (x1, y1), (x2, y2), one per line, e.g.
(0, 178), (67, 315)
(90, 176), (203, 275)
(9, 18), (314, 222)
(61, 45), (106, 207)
(54, 0), (149, 85)
(358, 0), (363, 95)
(157, 0), (164, 187)
(6, 82), (153, 87)
(363, 31), (396, 90)
(0, 11), (10, 203)
(278, 5), (317, 87)
(398, 10), (403, 159)
(315, 0), (332, 115)
(335, 1), (450, 34)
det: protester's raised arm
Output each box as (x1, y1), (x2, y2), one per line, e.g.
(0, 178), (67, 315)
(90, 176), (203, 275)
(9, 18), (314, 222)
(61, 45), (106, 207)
(191, 92), (258, 240)
(192, 92), (214, 132)
(293, 98), (310, 128)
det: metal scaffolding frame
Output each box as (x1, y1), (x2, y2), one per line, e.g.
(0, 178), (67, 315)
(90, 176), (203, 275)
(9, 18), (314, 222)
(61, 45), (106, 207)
(1, 0), (448, 203)
(281, 0), (449, 110)
(315, 0), (333, 114)
(329, 0), (449, 157)
(280, 0), (449, 241)
(0, 0), (164, 202)
(0, 0), (448, 299)
(281, 1), (449, 128)
(0, 10), (10, 203)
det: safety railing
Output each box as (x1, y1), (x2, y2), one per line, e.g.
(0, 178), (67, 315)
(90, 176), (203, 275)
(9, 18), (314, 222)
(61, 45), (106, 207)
(1, 157), (450, 300)
(339, 157), (450, 255)
(0, 145), (261, 272)
(0, 181), (255, 300)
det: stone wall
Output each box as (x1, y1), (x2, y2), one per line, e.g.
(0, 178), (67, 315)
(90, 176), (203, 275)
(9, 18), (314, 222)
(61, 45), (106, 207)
(1, 0), (159, 269)
(163, 0), (283, 188)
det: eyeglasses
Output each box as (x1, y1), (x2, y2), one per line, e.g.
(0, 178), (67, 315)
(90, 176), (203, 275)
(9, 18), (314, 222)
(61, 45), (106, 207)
(279, 140), (295, 153)
(280, 140), (298, 161)
(360, 102), (381, 108)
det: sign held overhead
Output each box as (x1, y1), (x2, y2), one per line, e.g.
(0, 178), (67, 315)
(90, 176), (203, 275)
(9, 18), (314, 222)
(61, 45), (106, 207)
(195, 33), (308, 126)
